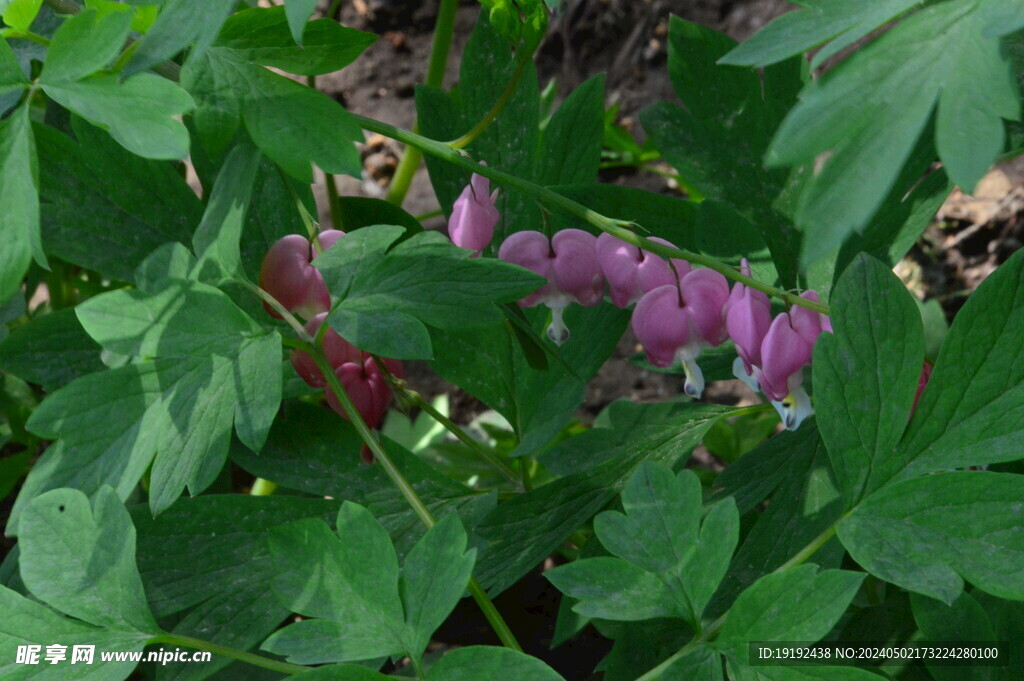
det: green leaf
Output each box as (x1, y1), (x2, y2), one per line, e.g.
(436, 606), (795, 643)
(715, 565), (864, 659)
(973, 592), (1024, 681)
(725, 662), (887, 681)
(430, 304), (629, 456)
(0, 103), (39, 302)
(538, 73), (604, 185)
(709, 426), (845, 618)
(123, 0), (235, 78)
(265, 503), (477, 666)
(216, 6), (375, 75)
(265, 505), (406, 664)
(315, 226), (545, 359)
(639, 18), (802, 285)
(911, 591), (997, 681)
(0, 32), (29, 93)
(192, 142), (262, 282)
(0, 308), (104, 390)
(720, 0), (924, 69)
(0, 585), (148, 681)
(132, 495), (341, 680)
(813, 255), (924, 506)
(17, 281), (280, 517)
(41, 9), (131, 82)
(662, 648), (723, 681)
(228, 402), (495, 561)
(183, 47), (362, 179)
(896, 247), (1024, 475)
(1, 0), (42, 32)
(711, 426), (821, 515)
(284, 0), (319, 44)
(548, 557), (680, 621)
(549, 464), (738, 626)
(767, 0), (1021, 263)
(424, 647), (565, 681)
(35, 119), (202, 282)
(476, 402), (728, 595)
(399, 513), (476, 660)
(42, 74), (194, 160)
(336, 196), (423, 235)
(837, 471), (1024, 604)
(18, 486), (159, 633)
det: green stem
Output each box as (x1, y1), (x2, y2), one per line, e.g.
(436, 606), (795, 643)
(147, 634), (309, 676)
(6, 30), (50, 47)
(409, 654), (426, 679)
(449, 52), (531, 149)
(300, 339), (525, 653)
(467, 579), (522, 651)
(385, 0), (459, 206)
(349, 114), (830, 315)
(772, 523), (837, 574)
(42, 0), (182, 80)
(223, 279), (312, 342)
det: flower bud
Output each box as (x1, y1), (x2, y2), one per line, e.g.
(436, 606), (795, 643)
(449, 172), (499, 254)
(326, 357), (394, 430)
(259, 231), (346, 320)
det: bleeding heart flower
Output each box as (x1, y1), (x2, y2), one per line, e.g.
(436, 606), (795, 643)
(631, 268), (730, 398)
(498, 229), (604, 345)
(259, 230), (346, 320)
(325, 355), (404, 429)
(724, 259), (772, 392)
(449, 171), (499, 255)
(754, 290), (830, 430)
(596, 234), (691, 308)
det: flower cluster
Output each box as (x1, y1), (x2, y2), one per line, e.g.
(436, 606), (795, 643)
(446, 172), (831, 430)
(260, 231), (403, 436)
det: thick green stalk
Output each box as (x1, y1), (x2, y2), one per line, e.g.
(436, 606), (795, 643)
(350, 114), (830, 315)
(385, 0), (459, 206)
(147, 634), (309, 675)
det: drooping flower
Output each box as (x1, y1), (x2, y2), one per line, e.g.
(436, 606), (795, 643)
(755, 290), (830, 430)
(289, 312), (404, 435)
(449, 171), (499, 255)
(596, 234), (691, 308)
(325, 357), (401, 430)
(724, 258), (772, 392)
(498, 229), (604, 344)
(259, 230), (346, 319)
(631, 268), (730, 399)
